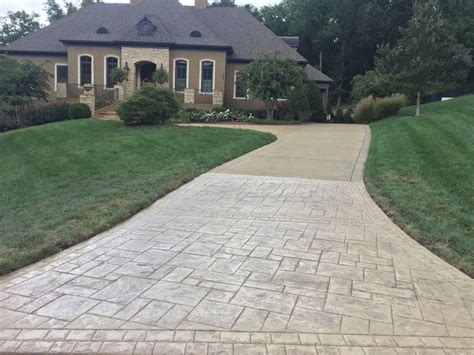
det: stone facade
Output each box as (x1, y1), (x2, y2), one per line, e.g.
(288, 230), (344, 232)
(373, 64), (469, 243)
(121, 47), (170, 98)
(212, 90), (224, 107)
(184, 88), (195, 104)
(56, 83), (67, 99)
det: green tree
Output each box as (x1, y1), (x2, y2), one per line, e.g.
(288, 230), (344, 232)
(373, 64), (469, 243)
(44, 0), (64, 23)
(0, 11), (41, 45)
(241, 56), (306, 119)
(64, 2), (78, 14)
(0, 57), (50, 127)
(375, 1), (472, 116)
(210, 0), (236, 7)
(259, 3), (290, 36)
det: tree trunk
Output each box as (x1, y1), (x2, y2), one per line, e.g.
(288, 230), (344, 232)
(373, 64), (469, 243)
(415, 91), (421, 117)
(337, 41), (345, 107)
(265, 102), (274, 120)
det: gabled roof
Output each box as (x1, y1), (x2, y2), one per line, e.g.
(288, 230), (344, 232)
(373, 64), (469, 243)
(3, 0), (309, 63)
(305, 64), (333, 83)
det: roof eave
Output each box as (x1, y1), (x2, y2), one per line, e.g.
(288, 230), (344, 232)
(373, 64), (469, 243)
(0, 49), (67, 56)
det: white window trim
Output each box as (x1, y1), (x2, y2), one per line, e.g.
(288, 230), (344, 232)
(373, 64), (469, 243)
(77, 53), (94, 88)
(103, 55), (120, 90)
(199, 58), (215, 95)
(233, 70), (248, 100)
(54, 63), (68, 91)
(173, 58), (189, 93)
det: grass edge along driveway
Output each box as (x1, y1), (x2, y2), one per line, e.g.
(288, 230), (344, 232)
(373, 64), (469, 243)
(365, 95), (474, 277)
(0, 120), (276, 275)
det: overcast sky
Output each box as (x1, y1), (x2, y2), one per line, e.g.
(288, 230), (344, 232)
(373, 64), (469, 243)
(1, 0), (279, 21)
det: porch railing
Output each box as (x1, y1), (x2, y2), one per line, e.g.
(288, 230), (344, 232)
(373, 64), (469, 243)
(95, 88), (119, 111)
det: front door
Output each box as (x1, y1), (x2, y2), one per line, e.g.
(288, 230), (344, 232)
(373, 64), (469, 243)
(139, 62), (156, 86)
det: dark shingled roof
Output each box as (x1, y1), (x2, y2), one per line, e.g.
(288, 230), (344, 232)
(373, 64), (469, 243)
(3, 0), (309, 64)
(305, 64), (333, 83)
(279, 36), (300, 49)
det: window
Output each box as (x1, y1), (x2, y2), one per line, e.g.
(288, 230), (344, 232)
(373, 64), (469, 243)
(55, 64), (68, 88)
(200, 60), (214, 93)
(174, 59), (188, 92)
(105, 57), (119, 88)
(79, 55), (93, 86)
(234, 71), (247, 99)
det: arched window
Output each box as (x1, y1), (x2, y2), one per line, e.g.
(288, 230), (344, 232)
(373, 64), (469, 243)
(105, 56), (119, 88)
(79, 55), (93, 86)
(174, 59), (188, 92)
(200, 60), (214, 93)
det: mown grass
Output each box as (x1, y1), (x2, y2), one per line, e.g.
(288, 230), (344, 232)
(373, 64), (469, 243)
(0, 120), (276, 274)
(365, 95), (474, 276)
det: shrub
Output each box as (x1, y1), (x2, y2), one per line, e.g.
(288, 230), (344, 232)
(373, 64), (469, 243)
(212, 107), (228, 113)
(117, 85), (179, 125)
(0, 102), (16, 132)
(373, 94), (407, 121)
(26, 103), (70, 125)
(68, 103), (92, 119)
(344, 109), (354, 123)
(353, 96), (376, 124)
(307, 81), (326, 122)
(334, 107), (345, 123)
(183, 108), (257, 123)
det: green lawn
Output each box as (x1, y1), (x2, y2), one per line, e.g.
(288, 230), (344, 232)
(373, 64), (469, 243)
(0, 120), (275, 274)
(365, 95), (474, 276)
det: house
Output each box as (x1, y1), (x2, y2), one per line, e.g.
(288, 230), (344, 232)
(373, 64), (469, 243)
(1, 0), (332, 112)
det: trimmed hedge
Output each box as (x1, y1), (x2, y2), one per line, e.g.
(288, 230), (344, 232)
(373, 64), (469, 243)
(27, 103), (70, 125)
(353, 96), (376, 124)
(373, 94), (407, 121)
(68, 103), (92, 119)
(353, 95), (406, 124)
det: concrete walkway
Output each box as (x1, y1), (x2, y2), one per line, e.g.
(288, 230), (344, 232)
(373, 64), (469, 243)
(0, 124), (472, 354)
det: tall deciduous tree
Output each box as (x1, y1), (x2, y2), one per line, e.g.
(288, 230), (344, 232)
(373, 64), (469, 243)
(240, 56), (307, 119)
(0, 57), (50, 127)
(376, 1), (472, 116)
(44, 0), (64, 23)
(210, 0), (236, 7)
(0, 11), (41, 45)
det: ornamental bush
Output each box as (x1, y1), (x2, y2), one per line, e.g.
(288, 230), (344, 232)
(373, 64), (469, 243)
(373, 94), (407, 121)
(68, 103), (92, 119)
(187, 109), (255, 123)
(117, 85), (179, 125)
(334, 107), (345, 123)
(352, 96), (376, 124)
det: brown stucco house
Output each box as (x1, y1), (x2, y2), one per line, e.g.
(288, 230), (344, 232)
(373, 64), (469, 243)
(1, 0), (332, 113)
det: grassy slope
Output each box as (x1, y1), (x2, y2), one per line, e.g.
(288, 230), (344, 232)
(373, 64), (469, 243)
(365, 95), (474, 276)
(0, 120), (275, 274)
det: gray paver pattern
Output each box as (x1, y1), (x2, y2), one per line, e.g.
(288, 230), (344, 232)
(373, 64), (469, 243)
(0, 173), (472, 353)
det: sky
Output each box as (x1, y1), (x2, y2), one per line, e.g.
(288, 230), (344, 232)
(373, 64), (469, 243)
(0, 0), (279, 21)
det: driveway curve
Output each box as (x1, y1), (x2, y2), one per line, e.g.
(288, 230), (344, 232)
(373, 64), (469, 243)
(0, 123), (472, 354)
(212, 123), (370, 181)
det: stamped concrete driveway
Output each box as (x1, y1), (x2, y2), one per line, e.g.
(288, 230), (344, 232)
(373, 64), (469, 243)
(0, 124), (472, 354)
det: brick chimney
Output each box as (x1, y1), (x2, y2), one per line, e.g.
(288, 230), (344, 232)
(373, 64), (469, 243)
(195, 0), (208, 9)
(130, 0), (141, 6)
